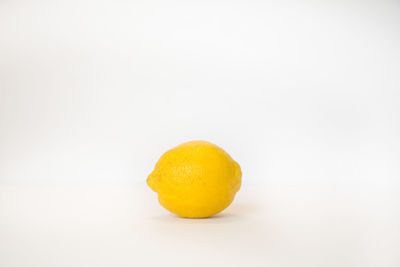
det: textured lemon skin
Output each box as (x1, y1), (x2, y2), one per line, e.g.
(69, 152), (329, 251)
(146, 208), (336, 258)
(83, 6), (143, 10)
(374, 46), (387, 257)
(147, 141), (241, 218)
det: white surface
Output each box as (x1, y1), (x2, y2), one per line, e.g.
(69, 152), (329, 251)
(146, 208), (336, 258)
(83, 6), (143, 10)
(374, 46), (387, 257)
(0, 185), (399, 267)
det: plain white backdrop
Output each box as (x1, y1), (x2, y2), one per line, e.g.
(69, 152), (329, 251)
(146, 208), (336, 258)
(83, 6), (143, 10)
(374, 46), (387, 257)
(0, 0), (400, 266)
(1, 0), (399, 187)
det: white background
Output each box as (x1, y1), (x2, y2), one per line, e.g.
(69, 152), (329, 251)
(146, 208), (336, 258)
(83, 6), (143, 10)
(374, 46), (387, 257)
(0, 0), (399, 266)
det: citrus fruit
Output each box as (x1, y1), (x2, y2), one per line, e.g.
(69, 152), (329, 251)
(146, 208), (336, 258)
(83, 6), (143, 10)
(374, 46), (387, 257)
(147, 140), (241, 218)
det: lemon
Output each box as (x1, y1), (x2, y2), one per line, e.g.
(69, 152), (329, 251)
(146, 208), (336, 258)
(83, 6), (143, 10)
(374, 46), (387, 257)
(147, 140), (242, 218)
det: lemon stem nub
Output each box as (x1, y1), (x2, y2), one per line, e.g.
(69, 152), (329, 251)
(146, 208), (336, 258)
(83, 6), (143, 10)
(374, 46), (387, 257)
(147, 174), (157, 192)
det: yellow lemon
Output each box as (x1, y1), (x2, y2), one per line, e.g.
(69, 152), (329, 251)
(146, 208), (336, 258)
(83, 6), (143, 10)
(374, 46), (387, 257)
(147, 140), (242, 218)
